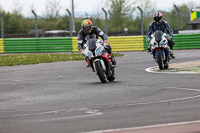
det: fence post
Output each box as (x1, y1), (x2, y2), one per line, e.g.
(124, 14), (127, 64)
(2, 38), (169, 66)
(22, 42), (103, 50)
(0, 14), (4, 38)
(102, 8), (108, 35)
(66, 9), (72, 37)
(137, 6), (144, 35)
(32, 10), (38, 38)
(174, 4), (180, 32)
(71, 0), (76, 32)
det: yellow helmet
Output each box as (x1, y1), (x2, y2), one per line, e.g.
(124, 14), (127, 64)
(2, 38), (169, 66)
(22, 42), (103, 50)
(81, 19), (93, 33)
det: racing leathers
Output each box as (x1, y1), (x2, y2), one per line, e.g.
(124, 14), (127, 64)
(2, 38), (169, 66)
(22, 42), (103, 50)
(146, 20), (175, 58)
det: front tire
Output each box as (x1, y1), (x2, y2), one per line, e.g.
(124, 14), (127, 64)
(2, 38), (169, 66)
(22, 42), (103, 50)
(94, 61), (108, 83)
(157, 50), (164, 70)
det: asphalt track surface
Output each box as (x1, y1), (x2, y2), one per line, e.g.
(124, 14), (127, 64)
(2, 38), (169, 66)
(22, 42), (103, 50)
(0, 50), (200, 133)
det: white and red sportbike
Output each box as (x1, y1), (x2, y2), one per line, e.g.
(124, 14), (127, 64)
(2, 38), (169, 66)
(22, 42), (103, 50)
(83, 37), (116, 83)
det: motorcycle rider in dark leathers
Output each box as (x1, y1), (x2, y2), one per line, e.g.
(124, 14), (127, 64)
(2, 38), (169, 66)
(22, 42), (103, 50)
(78, 19), (116, 65)
(146, 12), (175, 59)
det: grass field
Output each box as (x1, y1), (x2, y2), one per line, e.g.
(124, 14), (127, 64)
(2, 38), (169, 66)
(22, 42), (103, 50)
(0, 53), (123, 67)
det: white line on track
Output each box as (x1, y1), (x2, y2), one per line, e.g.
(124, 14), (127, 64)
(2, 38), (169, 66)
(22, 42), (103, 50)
(9, 87), (200, 121)
(91, 86), (200, 109)
(167, 87), (200, 92)
(33, 112), (102, 122)
(11, 108), (79, 118)
(82, 86), (200, 133)
(10, 108), (103, 122)
(145, 61), (200, 74)
(145, 66), (200, 74)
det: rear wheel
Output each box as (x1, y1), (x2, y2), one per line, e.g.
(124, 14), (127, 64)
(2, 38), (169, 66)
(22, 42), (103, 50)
(94, 61), (108, 83)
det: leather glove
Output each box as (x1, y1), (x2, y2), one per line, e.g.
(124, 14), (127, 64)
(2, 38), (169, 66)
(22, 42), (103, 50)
(103, 40), (109, 48)
(168, 36), (172, 41)
(146, 38), (150, 42)
(80, 49), (85, 56)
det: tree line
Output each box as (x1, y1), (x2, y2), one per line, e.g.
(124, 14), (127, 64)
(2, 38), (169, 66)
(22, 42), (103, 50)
(0, 0), (199, 37)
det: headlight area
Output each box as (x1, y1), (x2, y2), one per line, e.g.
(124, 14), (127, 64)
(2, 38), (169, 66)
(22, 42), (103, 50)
(160, 40), (166, 45)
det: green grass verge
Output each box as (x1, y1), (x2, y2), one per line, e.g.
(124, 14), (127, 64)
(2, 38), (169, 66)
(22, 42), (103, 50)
(0, 53), (124, 67)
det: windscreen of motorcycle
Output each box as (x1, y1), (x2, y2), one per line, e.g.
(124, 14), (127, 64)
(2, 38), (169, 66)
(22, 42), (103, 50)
(85, 34), (97, 41)
(154, 30), (163, 42)
(88, 39), (97, 51)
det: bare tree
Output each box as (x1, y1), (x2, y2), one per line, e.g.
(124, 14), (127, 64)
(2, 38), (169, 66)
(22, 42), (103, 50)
(12, 2), (23, 15)
(135, 0), (155, 30)
(136, 0), (155, 17)
(108, 0), (136, 31)
(43, 0), (61, 20)
(185, 1), (197, 9)
(0, 5), (3, 12)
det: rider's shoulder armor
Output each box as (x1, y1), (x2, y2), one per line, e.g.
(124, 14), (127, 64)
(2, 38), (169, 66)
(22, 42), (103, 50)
(78, 29), (85, 36)
(162, 20), (168, 24)
(90, 26), (100, 34)
(149, 21), (154, 26)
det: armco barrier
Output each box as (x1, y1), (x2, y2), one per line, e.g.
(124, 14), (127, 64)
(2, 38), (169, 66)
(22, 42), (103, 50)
(0, 33), (200, 53)
(109, 36), (144, 51)
(72, 37), (79, 52)
(173, 33), (200, 50)
(3, 37), (72, 53)
(72, 35), (144, 52)
(0, 39), (4, 53)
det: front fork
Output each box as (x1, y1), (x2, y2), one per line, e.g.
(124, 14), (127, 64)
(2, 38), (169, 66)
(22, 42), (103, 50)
(92, 58), (112, 77)
(93, 58), (106, 73)
(154, 48), (166, 61)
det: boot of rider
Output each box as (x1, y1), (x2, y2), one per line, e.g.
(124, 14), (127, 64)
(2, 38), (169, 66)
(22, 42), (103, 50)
(168, 41), (175, 59)
(110, 52), (116, 66)
(169, 50), (175, 59)
(147, 45), (151, 53)
(106, 45), (116, 66)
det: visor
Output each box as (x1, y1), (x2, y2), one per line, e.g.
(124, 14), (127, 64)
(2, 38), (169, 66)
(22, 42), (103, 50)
(154, 17), (161, 22)
(83, 26), (91, 31)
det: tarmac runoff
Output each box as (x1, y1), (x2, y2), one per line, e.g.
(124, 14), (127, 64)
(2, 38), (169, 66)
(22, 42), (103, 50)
(145, 60), (200, 74)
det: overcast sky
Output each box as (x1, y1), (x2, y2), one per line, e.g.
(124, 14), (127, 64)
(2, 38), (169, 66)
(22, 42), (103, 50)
(0, 0), (200, 17)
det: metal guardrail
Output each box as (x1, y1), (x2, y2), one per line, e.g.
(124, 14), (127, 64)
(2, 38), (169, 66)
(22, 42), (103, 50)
(72, 36), (144, 52)
(109, 36), (144, 51)
(0, 33), (200, 53)
(173, 33), (200, 50)
(3, 38), (72, 53)
(0, 39), (4, 53)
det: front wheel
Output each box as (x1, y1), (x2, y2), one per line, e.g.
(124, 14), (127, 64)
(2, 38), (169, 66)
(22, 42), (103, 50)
(157, 50), (164, 70)
(94, 61), (108, 83)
